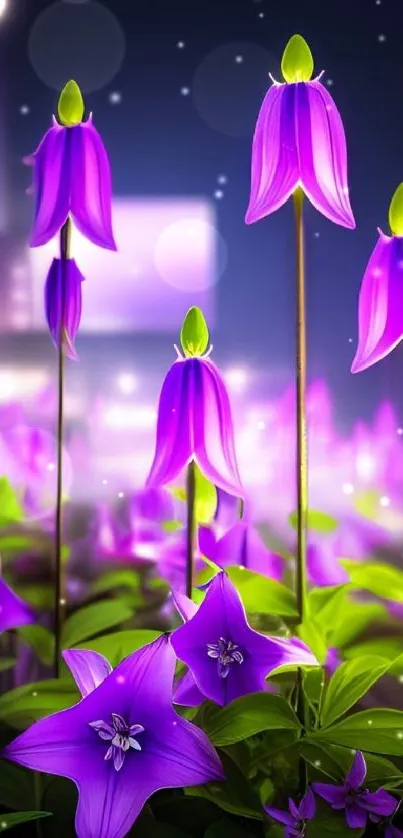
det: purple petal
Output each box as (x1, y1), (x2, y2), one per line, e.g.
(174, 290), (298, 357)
(211, 521), (283, 579)
(345, 801), (368, 829)
(288, 798), (299, 819)
(0, 577), (35, 633)
(245, 83), (299, 223)
(385, 826), (403, 838)
(172, 590), (199, 623)
(63, 649), (112, 698)
(312, 782), (347, 808)
(44, 258), (85, 361)
(351, 231), (403, 373)
(346, 751), (367, 789)
(146, 360), (193, 489)
(198, 525), (218, 558)
(131, 488), (175, 524)
(297, 81), (355, 229)
(359, 788), (397, 817)
(70, 117), (117, 251)
(264, 805), (295, 826)
(29, 120), (70, 247)
(173, 670), (207, 708)
(298, 787), (316, 820)
(307, 542), (349, 587)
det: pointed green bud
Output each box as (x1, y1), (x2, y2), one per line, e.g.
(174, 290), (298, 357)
(388, 183), (403, 236)
(180, 307), (209, 358)
(57, 80), (85, 127)
(281, 34), (314, 83)
(194, 464), (217, 525)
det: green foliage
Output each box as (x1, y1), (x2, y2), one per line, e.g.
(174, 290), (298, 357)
(0, 477), (24, 527)
(161, 520), (183, 533)
(0, 659), (16, 672)
(180, 307), (210, 357)
(288, 509), (338, 534)
(226, 566), (298, 617)
(341, 559), (403, 602)
(281, 34), (314, 83)
(0, 811), (52, 831)
(61, 600), (133, 648)
(345, 638), (403, 675)
(312, 708), (403, 754)
(0, 679), (78, 729)
(200, 693), (301, 747)
(297, 618), (328, 663)
(306, 807), (364, 837)
(73, 629), (161, 666)
(186, 751), (264, 819)
(90, 569), (141, 595)
(194, 465), (217, 525)
(307, 583), (388, 649)
(320, 655), (391, 727)
(18, 625), (55, 667)
(0, 761), (36, 810)
(203, 819), (255, 837)
(300, 740), (403, 788)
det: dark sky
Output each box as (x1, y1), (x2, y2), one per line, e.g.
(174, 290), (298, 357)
(1, 0), (403, 425)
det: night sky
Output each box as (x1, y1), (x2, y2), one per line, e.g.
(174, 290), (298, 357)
(1, 0), (403, 426)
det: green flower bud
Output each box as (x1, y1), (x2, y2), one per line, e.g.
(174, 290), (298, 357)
(57, 80), (85, 127)
(281, 35), (314, 84)
(180, 307), (210, 358)
(388, 183), (403, 236)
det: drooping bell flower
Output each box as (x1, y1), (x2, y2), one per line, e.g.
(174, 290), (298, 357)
(3, 636), (224, 838)
(146, 308), (244, 499)
(351, 184), (403, 373)
(44, 257), (85, 360)
(245, 34), (355, 229)
(199, 520), (284, 580)
(26, 81), (116, 251)
(265, 786), (316, 837)
(0, 575), (35, 633)
(171, 571), (318, 707)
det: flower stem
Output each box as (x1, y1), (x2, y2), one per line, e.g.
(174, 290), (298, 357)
(33, 772), (44, 838)
(185, 460), (197, 599)
(293, 187), (308, 625)
(53, 216), (72, 678)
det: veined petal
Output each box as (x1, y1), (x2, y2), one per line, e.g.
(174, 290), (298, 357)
(193, 359), (244, 498)
(345, 801), (367, 829)
(312, 782), (347, 808)
(351, 232), (403, 373)
(245, 83), (299, 223)
(44, 258), (85, 360)
(346, 750), (367, 789)
(146, 360), (194, 489)
(297, 81), (355, 229)
(71, 118), (117, 251)
(0, 577), (35, 633)
(264, 805), (295, 826)
(62, 649), (113, 698)
(359, 788), (397, 817)
(30, 120), (71, 247)
(298, 787), (316, 820)
(173, 670), (206, 707)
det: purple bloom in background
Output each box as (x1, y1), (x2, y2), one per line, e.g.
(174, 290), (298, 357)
(3, 636), (224, 838)
(324, 646), (342, 675)
(94, 503), (163, 566)
(245, 34), (355, 229)
(129, 487), (175, 525)
(313, 751), (397, 829)
(26, 87), (117, 250)
(199, 521), (284, 580)
(265, 787), (316, 837)
(351, 225), (403, 373)
(146, 354), (244, 499)
(171, 571), (318, 707)
(307, 541), (349, 587)
(44, 258), (85, 360)
(0, 576), (35, 633)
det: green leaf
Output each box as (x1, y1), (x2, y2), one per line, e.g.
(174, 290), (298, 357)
(300, 740), (403, 788)
(90, 569), (140, 596)
(194, 465), (217, 525)
(308, 585), (351, 634)
(180, 306), (209, 357)
(306, 807), (364, 837)
(17, 625), (55, 667)
(331, 600), (387, 648)
(312, 708), (403, 754)
(203, 819), (254, 837)
(61, 600), (133, 648)
(297, 619), (328, 664)
(341, 560), (403, 602)
(201, 692), (301, 746)
(320, 655), (391, 727)
(161, 520), (183, 533)
(289, 509), (338, 534)
(0, 761), (36, 810)
(0, 812), (52, 831)
(389, 183), (403, 236)
(73, 629), (161, 666)
(226, 566), (298, 617)
(353, 489), (382, 520)
(186, 751), (263, 819)
(281, 34), (314, 83)
(0, 679), (78, 729)
(344, 638), (403, 673)
(57, 80), (84, 126)
(0, 477), (24, 526)
(0, 658), (16, 672)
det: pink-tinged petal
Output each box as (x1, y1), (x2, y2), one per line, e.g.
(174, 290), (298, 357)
(298, 787), (316, 820)
(146, 360), (193, 489)
(62, 649), (112, 698)
(173, 670), (206, 707)
(345, 802), (368, 829)
(172, 590), (199, 622)
(0, 577), (35, 633)
(312, 782), (347, 808)
(359, 788), (397, 817)
(44, 258), (85, 361)
(351, 232), (403, 373)
(70, 118), (117, 251)
(264, 805), (294, 826)
(30, 120), (70, 247)
(297, 81), (355, 229)
(193, 359), (244, 499)
(346, 750), (367, 789)
(245, 83), (299, 224)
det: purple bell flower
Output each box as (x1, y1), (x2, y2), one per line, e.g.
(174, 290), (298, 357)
(3, 636), (224, 838)
(199, 520), (284, 580)
(26, 81), (116, 251)
(313, 751), (397, 830)
(265, 786), (316, 837)
(44, 257), (85, 360)
(245, 35), (355, 230)
(351, 190), (403, 373)
(0, 576), (35, 633)
(171, 571), (318, 707)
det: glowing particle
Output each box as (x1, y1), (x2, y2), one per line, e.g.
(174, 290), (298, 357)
(342, 482), (354, 495)
(377, 34), (386, 42)
(180, 86), (190, 96)
(214, 189), (224, 200)
(235, 55), (244, 63)
(177, 41), (185, 48)
(380, 495), (390, 507)
(109, 91), (122, 105)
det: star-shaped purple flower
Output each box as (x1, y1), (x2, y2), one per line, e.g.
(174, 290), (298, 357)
(0, 576), (35, 633)
(265, 787), (316, 837)
(313, 751), (397, 829)
(3, 637), (224, 838)
(170, 571), (318, 707)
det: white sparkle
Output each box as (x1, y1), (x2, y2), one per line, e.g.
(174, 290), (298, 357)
(398, 428), (403, 436)
(257, 420), (266, 431)
(1, 823), (7, 830)
(116, 675), (125, 685)
(380, 495), (390, 507)
(47, 462), (55, 471)
(314, 760), (321, 767)
(109, 91), (122, 105)
(177, 41), (185, 48)
(118, 492), (124, 498)
(350, 749), (357, 754)
(20, 105), (30, 115)
(348, 337), (353, 343)
(214, 189), (224, 200)
(326, 78), (334, 86)
(368, 719), (373, 725)
(32, 691), (38, 697)
(342, 482), (354, 495)
(102, 479), (108, 485)
(116, 372), (138, 395)
(235, 55), (244, 63)
(258, 11), (265, 17)
(217, 174), (228, 185)
(398, 675), (403, 683)
(180, 86), (190, 96)
(397, 731), (403, 739)
(60, 598), (66, 606)
(375, 0), (381, 4)
(377, 34), (386, 42)
(314, 232), (320, 238)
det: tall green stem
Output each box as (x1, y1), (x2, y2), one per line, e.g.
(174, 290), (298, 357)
(293, 188), (308, 626)
(185, 461), (197, 599)
(53, 217), (72, 678)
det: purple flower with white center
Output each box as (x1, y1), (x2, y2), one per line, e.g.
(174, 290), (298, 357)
(0, 575), (35, 633)
(146, 307), (244, 500)
(351, 185), (403, 373)
(245, 34), (355, 230)
(3, 637), (224, 838)
(199, 520), (284, 580)
(25, 81), (116, 251)
(265, 787), (316, 837)
(44, 258), (85, 360)
(313, 751), (397, 830)
(171, 571), (318, 707)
